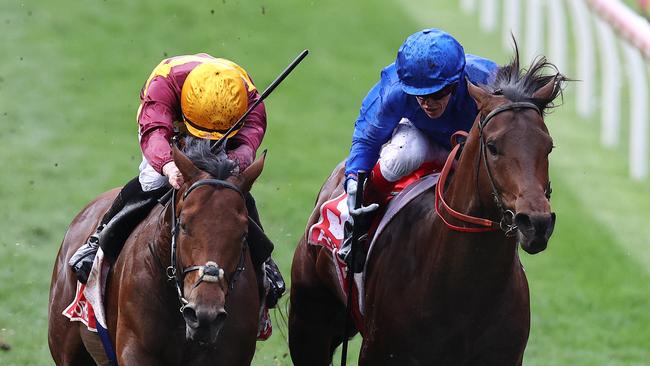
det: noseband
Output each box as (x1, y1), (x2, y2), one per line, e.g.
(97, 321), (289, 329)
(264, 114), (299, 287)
(435, 101), (542, 234)
(167, 179), (247, 310)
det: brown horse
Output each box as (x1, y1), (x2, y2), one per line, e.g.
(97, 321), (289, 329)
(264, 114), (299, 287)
(48, 139), (265, 365)
(289, 53), (566, 365)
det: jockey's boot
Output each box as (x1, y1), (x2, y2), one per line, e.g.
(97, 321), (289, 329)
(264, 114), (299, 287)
(263, 257), (285, 308)
(243, 192), (286, 308)
(337, 217), (371, 272)
(68, 177), (168, 284)
(68, 224), (105, 284)
(337, 220), (354, 263)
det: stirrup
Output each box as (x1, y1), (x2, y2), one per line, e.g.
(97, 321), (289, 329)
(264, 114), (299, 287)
(69, 248), (96, 284)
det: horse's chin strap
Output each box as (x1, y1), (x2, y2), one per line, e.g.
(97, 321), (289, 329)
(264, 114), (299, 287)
(166, 179), (248, 311)
(435, 101), (541, 235)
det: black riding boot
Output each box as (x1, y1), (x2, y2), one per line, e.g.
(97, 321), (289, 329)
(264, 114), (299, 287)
(68, 177), (168, 283)
(337, 220), (354, 262)
(338, 215), (372, 273)
(68, 224), (105, 284)
(245, 193), (286, 308)
(263, 258), (286, 308)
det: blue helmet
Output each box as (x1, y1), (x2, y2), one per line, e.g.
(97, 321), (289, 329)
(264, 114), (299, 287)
(396, 28), (466, 96)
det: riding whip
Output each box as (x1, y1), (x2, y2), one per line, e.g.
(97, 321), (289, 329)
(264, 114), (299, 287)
(340, 170), (367, 366)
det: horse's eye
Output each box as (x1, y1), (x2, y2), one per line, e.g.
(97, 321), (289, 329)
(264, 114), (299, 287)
(486, 141), (498, 156)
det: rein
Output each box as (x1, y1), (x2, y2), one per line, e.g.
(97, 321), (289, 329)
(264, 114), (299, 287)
(435, 101), (541, 234)
(167, 178), (248, 310)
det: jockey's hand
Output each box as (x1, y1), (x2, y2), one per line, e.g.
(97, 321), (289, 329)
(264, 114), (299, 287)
(346, 178), (379, 219)
(162, 161), (184, 189)
(227, 144), (254, 172)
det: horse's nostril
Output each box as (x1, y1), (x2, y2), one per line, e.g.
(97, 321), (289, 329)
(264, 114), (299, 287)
(182, 306), (199, 329)
(215, 310), (228, 325)
(514, 213), (532, 231)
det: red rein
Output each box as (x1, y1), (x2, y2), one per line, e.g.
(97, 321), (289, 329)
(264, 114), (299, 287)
(434, 132), (500, 233)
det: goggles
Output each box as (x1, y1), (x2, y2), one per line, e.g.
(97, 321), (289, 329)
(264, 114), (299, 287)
(415, 83), (458, 102)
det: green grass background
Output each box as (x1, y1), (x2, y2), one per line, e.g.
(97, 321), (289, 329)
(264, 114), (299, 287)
(1, 0), (649, 365)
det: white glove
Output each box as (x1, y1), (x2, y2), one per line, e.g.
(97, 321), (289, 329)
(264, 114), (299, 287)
(346, 178), (379, 218)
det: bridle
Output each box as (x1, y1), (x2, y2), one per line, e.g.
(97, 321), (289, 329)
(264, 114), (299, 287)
(435, 101), (543, 235)
(166, 178), (248, 310)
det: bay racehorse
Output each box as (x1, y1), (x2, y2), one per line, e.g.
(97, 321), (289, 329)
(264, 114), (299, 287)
(48, 139), (265, 365)
(289, 51), (566, 365)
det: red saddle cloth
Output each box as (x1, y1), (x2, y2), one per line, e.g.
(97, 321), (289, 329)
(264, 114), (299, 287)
(63, 283), (97, 331)
(307, 162), (440, 333)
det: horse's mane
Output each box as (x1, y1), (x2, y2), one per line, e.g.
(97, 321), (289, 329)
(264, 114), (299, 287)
(483, 39), (568, 115)
(181, 136), (238, 179)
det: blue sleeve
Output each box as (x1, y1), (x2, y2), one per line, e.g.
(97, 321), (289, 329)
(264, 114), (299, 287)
(345, 73), (404, 177)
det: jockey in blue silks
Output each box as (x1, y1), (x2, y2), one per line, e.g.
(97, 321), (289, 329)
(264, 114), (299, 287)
(339, 28), (498, 261)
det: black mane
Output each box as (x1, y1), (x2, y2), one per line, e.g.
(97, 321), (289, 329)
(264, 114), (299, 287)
(181, 136), (238, 179)
(484, 39), (568, 114)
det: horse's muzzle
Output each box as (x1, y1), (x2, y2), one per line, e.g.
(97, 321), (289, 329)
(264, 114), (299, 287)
(515, 211), (556, 254)
(183, 304), (228, 344)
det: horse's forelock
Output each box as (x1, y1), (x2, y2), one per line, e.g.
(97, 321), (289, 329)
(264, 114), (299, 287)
(181, 136), (238, 179)
(485, 39), (568, 115)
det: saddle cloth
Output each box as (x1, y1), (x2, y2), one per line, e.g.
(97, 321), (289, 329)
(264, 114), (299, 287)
(63, 248), (110, 333)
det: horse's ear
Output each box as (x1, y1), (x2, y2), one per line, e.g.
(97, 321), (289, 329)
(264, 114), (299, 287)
(239, 150), (266, 193)
(172, 145), (201, 182)
(532, 75), (558, 101)
(466, 77), (490, 110)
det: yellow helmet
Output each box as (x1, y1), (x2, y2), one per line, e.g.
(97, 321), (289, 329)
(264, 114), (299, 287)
(181, 63), (248, 140)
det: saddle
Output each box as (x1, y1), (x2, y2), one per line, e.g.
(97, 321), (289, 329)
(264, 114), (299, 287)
(308, 162), (440, 266)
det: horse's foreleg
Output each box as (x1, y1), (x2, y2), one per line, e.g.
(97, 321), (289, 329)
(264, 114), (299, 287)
(116, 341), (166, 366)
(289, 243), (348, 366)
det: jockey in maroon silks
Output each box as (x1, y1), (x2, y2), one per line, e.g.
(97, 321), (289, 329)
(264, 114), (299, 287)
(69, 53), (285, 308)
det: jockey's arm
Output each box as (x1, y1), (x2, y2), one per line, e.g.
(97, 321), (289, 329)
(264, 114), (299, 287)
(345, 83), (402, 182)
(137, 75), (177, 174)
(226, 88), (267, 171)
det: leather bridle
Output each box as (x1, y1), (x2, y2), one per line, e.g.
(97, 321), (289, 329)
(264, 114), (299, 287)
(167, 179), (248, 310)
(435, 101), (542, 235)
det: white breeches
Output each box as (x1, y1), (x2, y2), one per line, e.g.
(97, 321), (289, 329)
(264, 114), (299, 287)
(138, 157), (167, 192)
(378, 119), (448, 182)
